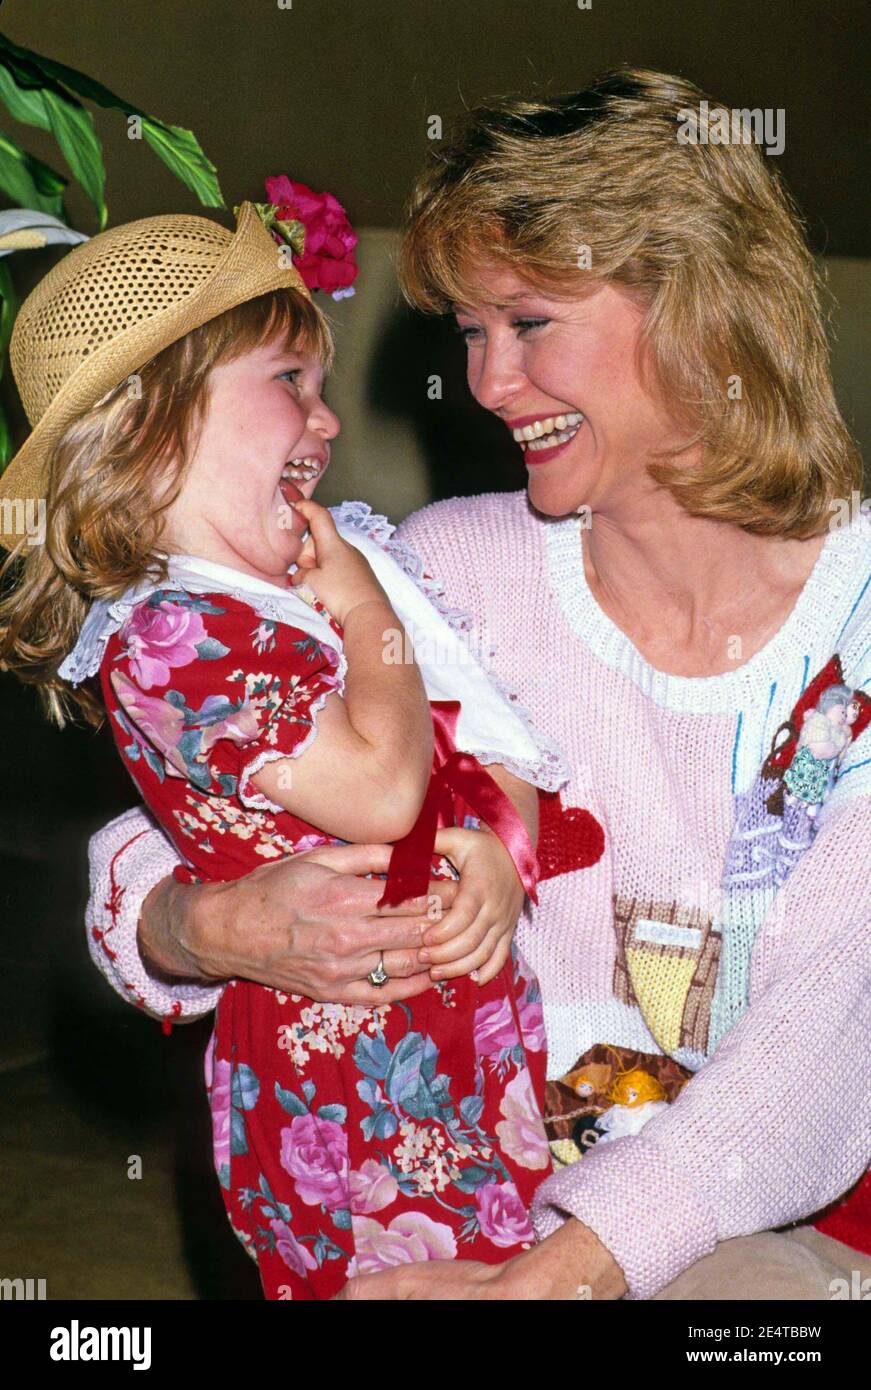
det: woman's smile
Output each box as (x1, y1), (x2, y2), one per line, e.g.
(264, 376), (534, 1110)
(506, 410), (585, 465)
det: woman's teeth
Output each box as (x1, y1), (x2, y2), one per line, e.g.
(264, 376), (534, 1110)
(281, 457), (321, 482)
(513, 412), (584, 452)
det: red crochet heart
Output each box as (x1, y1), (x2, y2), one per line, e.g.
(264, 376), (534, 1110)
(537, 791), (605, 881)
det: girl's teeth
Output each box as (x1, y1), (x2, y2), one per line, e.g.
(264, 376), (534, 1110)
(282, 457), (320, 481)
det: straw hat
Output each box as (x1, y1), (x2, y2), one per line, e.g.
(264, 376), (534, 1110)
(0, 200), (311, 550)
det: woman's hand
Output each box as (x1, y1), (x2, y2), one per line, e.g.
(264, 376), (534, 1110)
(419, 826), (526, 986)
(138, 841), (460, 1006)
(335, 1219), (627, 1300)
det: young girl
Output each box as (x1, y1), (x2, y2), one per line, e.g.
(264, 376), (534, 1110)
(0, 199), (569, 1298)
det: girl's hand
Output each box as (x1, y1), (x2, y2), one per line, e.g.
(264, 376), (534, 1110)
(289, 500), (389, 625)
(419, 826), (526, 986)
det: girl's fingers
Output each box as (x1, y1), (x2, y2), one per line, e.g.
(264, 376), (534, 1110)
(471, 938), (512, 988)
(422, 910), (498, 966)
(421, 894), (483, 946)
(428, 923), (505, 982)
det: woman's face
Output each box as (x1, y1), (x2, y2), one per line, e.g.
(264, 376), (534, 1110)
(452, 266), (690, 519)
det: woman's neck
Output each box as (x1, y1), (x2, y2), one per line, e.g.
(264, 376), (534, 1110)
(582, 492), (828, 678)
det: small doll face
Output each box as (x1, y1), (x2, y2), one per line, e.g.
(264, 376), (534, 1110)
(828, 701), (857, 727)
(159, 329), (339, 584)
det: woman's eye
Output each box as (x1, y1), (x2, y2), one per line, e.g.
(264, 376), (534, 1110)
(453, 323), (480, 342)
(513, 318), (550, 335)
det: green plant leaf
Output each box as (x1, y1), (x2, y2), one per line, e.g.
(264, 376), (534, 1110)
(0, 32), (224, 210)
(0, 261), (13, 463)
(139, 120), (223, 208)
(0, 399), (11, 470)
(41, 92), (106, 229)
(0, 258), (18, 360)
(0, 125), (66, 218)
(0, 40), (106, 227)
(0, 59), (53, 128)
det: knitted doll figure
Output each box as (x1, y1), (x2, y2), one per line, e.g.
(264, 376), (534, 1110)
(783, 684), (861, 816)
(0, 200), (571, 1299)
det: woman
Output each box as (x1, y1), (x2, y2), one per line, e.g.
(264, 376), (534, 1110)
(83, 67), (870, 1299)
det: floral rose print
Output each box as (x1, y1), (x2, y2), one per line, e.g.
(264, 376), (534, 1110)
(349, 1160), (400, 1215)
(495, 1069), (551, 1171)
(269, 1217), (319, 1278)
(475, 1181), (534, 1248)
(119, 596), (209, 688)
(349, 1212), (458, 1274)
(280, 1113), (350, 1210)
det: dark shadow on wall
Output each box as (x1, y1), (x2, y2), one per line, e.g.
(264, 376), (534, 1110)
(366, 302), (529, 501)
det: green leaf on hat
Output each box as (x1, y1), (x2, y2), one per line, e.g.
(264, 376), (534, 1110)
(235, 201), (306, 256)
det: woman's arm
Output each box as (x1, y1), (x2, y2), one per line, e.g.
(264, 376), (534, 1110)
(86, 809), (462, 1020)
(86, 807), (222, 1025)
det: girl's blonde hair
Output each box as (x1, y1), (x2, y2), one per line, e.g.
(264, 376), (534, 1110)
(397, 66), (861, 535)
(0, 287), (334, 730)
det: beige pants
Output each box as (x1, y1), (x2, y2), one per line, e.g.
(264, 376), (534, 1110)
(652, 1225), (871, 1300)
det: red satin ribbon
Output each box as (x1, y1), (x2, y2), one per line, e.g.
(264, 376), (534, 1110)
(376, 700), (540, 909)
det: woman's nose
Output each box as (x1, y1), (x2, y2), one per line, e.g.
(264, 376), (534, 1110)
(467, 337), (525, 415)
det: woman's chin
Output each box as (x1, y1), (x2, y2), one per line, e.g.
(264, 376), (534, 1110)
(526, 474), (589, 520)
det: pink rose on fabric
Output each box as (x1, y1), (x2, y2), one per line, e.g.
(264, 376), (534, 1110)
(517, 989), (546, 1053)
(196, 695), (263, 756)
(119, 600), (207, 689)
(265, 175), (358, 295)
(495, 1069), (550, 1171)
(349, 1160), (399, 1215)
(280, 1114), (349, 1210)
(110, 668), (187, 775)
(207, 1056), (233, 1177)
(475, 1181), (534, 1249)
(473, 996), (520, 1058)
(269, 1218), (318, 1279)
(350, 1213), (457, 1274)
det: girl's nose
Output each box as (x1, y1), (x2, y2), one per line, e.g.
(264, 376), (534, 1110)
(312, 397), (341, 440)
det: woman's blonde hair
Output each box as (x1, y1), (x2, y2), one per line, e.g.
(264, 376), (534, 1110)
(397, 66), (861, 535)
(0, 287), (334, 730)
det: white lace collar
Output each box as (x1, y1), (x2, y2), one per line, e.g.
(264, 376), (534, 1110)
(60, 501), (571, 793)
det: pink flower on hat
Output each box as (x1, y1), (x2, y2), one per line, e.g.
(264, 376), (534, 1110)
(265, 175), (358, 297)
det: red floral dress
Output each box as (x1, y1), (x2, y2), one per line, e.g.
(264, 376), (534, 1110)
(99, 585), (550, 1299)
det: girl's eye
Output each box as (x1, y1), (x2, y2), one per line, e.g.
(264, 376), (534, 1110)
(278, 369), (302, 385)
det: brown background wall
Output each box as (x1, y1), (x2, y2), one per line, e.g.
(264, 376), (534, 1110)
(2, 0), (869, 253)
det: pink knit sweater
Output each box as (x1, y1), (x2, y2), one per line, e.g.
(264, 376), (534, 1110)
(84, 491), (871, 1298)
